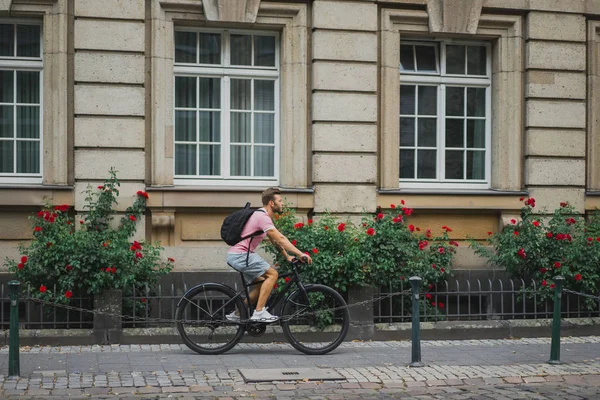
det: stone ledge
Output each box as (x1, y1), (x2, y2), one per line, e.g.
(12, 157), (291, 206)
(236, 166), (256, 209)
(4, 318), (598, 346)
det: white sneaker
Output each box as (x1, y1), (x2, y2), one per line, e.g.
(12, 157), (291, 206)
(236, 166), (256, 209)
(250, 308), (279, 323)
(226, 311), (240, 322)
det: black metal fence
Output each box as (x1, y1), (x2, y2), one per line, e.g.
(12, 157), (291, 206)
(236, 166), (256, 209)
(374, 279), (600, 323)
(0, 279), (598, 329)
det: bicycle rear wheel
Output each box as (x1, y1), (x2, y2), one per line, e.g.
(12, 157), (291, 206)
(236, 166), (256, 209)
(280, 284), (349, 355)
(175, 284), (246, 355)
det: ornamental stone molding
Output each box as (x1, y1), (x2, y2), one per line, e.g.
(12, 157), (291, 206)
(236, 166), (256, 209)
(0, 0), (11, 11)
(202, 0), (261, 23)
(426, 0), (483, 35)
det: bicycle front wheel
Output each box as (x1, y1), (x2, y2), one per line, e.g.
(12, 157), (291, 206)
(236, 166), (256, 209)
(281, 284), (349, 355)
(175, 284), (246, 355)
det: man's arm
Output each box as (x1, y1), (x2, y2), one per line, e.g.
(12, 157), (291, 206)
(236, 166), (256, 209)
(266, 227), (313, 264)
(266, 236), (291, 260)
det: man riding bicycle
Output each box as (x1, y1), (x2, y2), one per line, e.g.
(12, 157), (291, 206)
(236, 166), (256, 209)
(226, 188), (312, 323)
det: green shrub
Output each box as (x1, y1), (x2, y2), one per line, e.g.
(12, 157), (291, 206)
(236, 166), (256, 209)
(266, 202), (455, 313)
(470, 198), (600, 309)
(4, 169), (174, 303)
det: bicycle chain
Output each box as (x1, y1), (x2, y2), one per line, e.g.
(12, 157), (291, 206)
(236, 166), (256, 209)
(26, 289), (412, 325)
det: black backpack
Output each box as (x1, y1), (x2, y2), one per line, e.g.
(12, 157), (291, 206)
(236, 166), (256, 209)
(220, 202), (266, 246)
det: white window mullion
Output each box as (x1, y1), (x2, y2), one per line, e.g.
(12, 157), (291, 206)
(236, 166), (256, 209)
(13, 70), (17, 174)
(439, 84), (445, 182)
(195, 76), (200, 176)
(250, 78), (254, 177)
(222, 76), (230, 179)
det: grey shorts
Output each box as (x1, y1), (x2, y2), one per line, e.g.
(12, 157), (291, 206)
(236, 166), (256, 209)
(227, 252), (271, 284)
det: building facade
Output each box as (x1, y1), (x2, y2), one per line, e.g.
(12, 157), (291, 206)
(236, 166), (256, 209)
(0, 0), (597, 275)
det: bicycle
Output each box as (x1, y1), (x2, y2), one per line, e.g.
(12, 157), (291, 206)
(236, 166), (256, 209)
(175, 257), (349, 355)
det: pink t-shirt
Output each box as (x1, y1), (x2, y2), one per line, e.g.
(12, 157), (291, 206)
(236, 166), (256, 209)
(229, 208), (274, 254)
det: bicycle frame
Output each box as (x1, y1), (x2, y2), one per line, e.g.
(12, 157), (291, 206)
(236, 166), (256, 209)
(239, 260), (310, 321)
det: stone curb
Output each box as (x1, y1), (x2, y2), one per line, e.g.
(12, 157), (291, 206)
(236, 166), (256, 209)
(4, 317), (599, 346)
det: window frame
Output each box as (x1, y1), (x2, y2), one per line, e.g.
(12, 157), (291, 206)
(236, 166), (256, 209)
(0, 18), (44, 185)
(399, 39), (492, 190)
(173, 27), (280, 187)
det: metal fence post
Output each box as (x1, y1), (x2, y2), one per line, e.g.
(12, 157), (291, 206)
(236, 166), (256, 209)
(8, 281), (20, 377)
(548, 276), (564, 364)
(409, 276), (424, 367)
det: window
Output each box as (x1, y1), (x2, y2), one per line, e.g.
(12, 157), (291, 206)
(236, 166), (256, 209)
(399, 40), (491, 189)
(173, 29), (279, 186)
(0, 21), (43, 184)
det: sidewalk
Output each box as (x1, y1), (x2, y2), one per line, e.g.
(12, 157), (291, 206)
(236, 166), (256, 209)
(0, 336), (598, 399)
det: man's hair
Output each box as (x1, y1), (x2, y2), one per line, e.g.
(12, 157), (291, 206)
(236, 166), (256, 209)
(262, 187), (281, 206)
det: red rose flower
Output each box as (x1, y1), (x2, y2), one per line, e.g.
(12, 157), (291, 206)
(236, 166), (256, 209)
(337, 223), (346, 232)
(324, 226), (329, 230)
(440, 268), (445, 273)
(21, 256), (28, 263)
(102, 242), (108, 247)
(65, 265), (72, 271)
(432, 264), (437, 269)
(408, 224), (415, 232)
(403, 208), (413, 216)
(97, 186), (104, 190)
(438, 247), (445, 254)
(390, 204), (396, 209)
(284, 277), (291, 283)
(418, 240), (428, 250)
(487, 231), (493, 235)
(17, 263), (24, 270)
(550, 284), (556, 289)
(80, 220), (84, 224)
(312, 248), (319, 254)
(401, 200), (405, 205)
(291, 239), (297, 246)
(438, 302), (445, 308)
(376, 213), (384, 220)
(426, 293), (432, 300)
(540, 268), (547, 273)
(393, 216), (403, 224)
(65, 290), (73, 299)
(308, 219), (313, 225)
(575, 273), (582, 281)
(511, 219), (517, 224)
(129, 215), (136, 221)
(111, 266), (117, 273)
(533, 221), (540, 227)
(519, 197), (524, 201)
(37, 211), (44, 217)
(514, 231), (519, 236)
(442, 226), (452, 232)
(294, 222), (304, 229)
(560, 202), (567, 207)
(525, 198), (536, 207)
(366, 228), (375, 236)
(40, 285), (47, 293)
(273, 284), (278, 290)
(431, 302), (437, 307)
(517, 248), (526, 259)
(135, 252), (143, 259)
(547, 233), (553, 238)
(566, 217), (576, 225)
(141, 298), (147, 303)
(168, 257), (175, 262)
(136, 190), (149, 199)
(542, 280), (547, 287)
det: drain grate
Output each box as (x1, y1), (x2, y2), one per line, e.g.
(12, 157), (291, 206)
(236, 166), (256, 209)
(239, 368), (344, 382)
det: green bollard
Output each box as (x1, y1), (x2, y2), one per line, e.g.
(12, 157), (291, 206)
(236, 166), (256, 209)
(409, 276), (424, 367)
(8, 280), (20, 377)
(549, 276), (564, 365)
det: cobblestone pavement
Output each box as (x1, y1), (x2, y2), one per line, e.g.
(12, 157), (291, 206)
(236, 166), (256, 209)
(0, 336), (597, 399)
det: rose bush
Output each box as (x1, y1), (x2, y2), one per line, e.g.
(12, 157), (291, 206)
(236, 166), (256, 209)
(4, 169), (173, 304)
(470, 198), (600, 310)
(266, 203), (455, 314)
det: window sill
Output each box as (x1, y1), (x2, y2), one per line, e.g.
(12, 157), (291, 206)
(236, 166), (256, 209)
(146, 185), (314, 193)
(0, 184), (72, 190)
(379, 188), (528, 196)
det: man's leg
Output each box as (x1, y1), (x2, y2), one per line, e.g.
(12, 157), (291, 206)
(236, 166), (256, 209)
(255, 267), (278, 311)
(247, 280), (263, 306)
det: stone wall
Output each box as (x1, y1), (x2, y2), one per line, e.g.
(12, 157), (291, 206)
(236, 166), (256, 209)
(0, 0), (599, 273)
